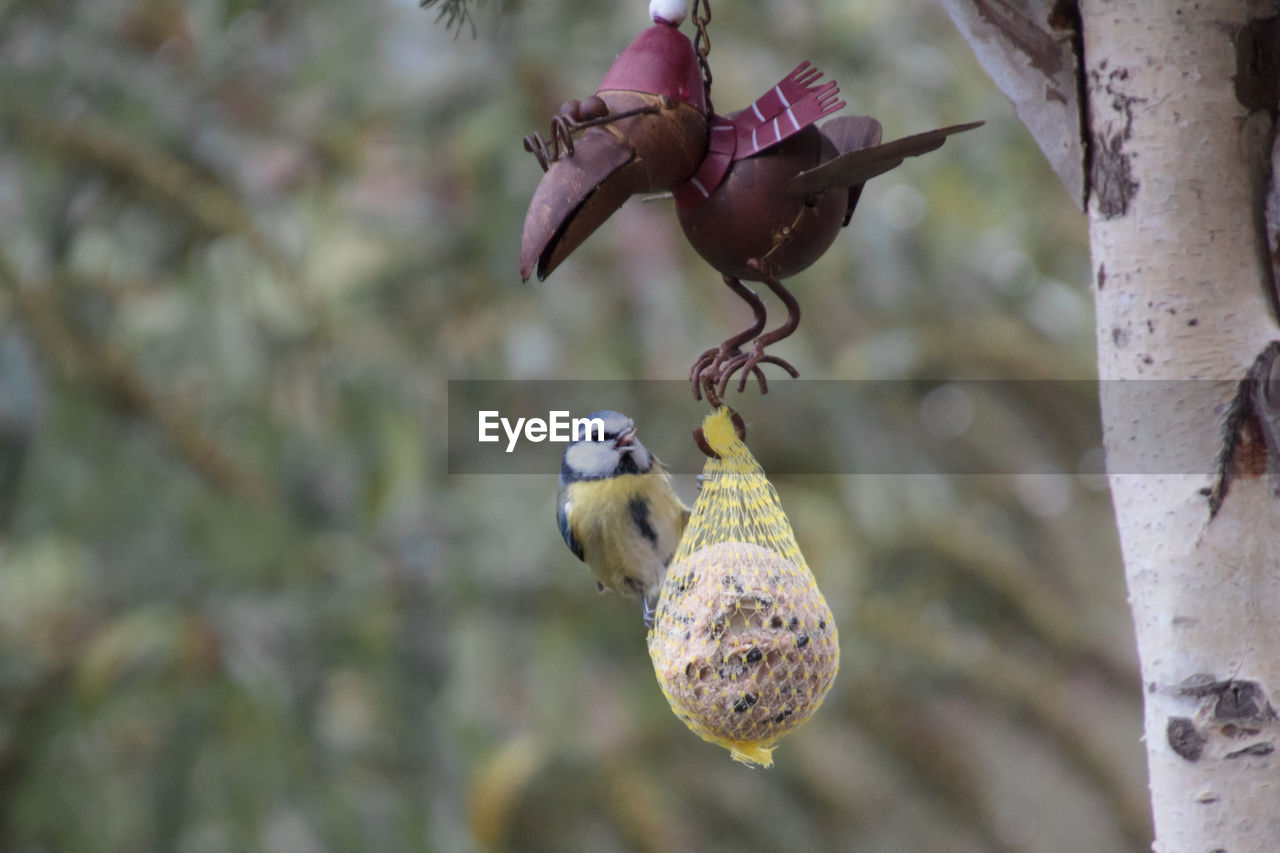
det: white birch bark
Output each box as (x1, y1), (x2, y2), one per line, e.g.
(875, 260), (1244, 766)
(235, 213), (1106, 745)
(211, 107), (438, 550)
(1085, 1), (1280, 849)
(940, 0), (1280, 847)
(936, 0), (1086, 206)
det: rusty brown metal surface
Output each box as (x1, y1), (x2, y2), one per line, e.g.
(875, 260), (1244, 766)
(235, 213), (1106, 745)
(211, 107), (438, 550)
(520, 93), (708, 281)
(676, 125), (846, 282)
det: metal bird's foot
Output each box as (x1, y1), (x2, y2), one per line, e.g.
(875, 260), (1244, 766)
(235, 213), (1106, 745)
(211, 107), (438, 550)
(690, 274), (771, 404)
(692, 269), (803, 401)
(716, 347), (800, 397)
(714, 268), (804, 397)
(689, 344), (725, 390)
(691, 346), (769, 402)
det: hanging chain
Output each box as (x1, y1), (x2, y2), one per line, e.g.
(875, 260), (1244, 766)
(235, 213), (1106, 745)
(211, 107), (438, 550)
(691, 0), (713, 112)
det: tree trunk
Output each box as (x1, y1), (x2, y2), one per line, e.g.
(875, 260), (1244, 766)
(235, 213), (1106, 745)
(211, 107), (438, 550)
(1087, 1), (1280, 848)
(943, 0), (1280, 849)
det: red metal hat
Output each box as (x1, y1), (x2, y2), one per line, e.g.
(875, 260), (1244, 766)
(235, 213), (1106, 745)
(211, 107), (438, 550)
(597, 23), (707, 115)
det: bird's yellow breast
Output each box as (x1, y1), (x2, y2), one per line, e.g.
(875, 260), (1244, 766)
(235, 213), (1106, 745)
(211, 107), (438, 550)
(564, 470), (687, 597)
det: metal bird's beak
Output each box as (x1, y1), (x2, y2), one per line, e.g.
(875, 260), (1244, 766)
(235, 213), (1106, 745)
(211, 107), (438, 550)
(520, 128), (640, 282)
(520, 91), (708, 282)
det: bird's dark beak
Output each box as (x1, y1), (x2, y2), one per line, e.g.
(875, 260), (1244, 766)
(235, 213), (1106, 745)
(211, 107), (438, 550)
(520, 127), (637, 282)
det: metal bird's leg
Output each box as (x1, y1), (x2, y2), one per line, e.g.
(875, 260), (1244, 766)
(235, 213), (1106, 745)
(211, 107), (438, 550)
(690, 275), (769, 402)
(718, 272), (801, 397)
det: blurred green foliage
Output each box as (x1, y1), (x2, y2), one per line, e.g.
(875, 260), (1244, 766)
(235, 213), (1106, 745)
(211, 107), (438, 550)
(0, 0), (1147, 851)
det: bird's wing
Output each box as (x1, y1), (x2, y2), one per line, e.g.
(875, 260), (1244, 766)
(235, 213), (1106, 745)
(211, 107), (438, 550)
(784, 121), (984, 198)
(557, 499), (585, 562)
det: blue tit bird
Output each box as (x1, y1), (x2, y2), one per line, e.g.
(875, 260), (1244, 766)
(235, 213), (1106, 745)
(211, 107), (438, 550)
(557, 410), (690, 628)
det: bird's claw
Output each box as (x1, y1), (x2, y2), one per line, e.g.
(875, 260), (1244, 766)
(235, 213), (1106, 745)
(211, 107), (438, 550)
(642, 596), (656, 631)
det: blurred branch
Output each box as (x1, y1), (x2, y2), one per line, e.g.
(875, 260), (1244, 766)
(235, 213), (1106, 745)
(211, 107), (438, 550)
(56, 270), (161, 303)
(843, 671), (1022, 853)
(854, 599), (1153, 851)
(419, 0), (515, 37)
(604, 762), (689, 853)
(420, 0), (478, 37)
(0, 666), (71, 850)
(0, 94), (316, 318)
(917, 316), (1095, 379)
(0, 250), (274, 507)
(916, 513), (1138, 689)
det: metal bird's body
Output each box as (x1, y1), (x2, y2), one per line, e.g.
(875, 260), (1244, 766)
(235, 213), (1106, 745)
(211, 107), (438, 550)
(556, 411), (689, 623)
(519, 2), (981, 401)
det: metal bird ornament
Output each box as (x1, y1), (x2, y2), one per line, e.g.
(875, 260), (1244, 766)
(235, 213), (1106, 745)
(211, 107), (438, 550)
(521, 0), (709, 280)
(520, 0), (981, 402)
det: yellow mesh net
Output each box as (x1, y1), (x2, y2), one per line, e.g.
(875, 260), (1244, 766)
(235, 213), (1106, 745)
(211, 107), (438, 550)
(647, 408), (839, 767)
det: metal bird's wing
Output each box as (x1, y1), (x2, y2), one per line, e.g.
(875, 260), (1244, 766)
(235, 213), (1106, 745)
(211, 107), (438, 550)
(784, 121), (984, 199)
(820, 115), (883, 156)
(816, 116), (883, 225)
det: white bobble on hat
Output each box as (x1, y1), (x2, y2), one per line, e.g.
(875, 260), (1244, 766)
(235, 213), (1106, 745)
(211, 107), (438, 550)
(649, 0), (688, 26)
